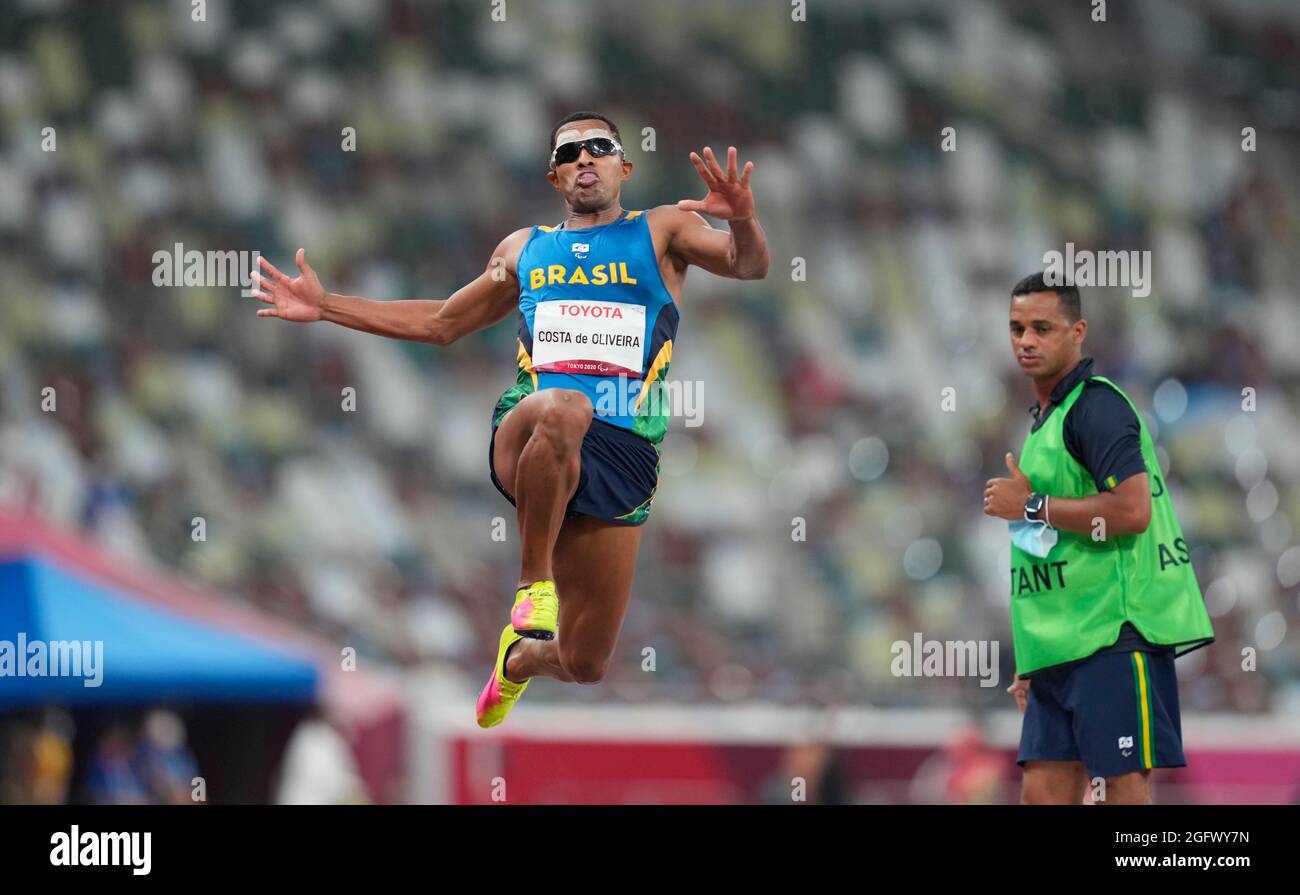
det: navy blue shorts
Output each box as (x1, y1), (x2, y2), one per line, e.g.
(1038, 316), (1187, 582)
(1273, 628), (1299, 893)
(1017, 649), (1186, 780)
(489, 415), (660, 526)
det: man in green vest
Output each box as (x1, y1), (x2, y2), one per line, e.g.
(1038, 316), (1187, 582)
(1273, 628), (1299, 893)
(983, 272), (1214, 805)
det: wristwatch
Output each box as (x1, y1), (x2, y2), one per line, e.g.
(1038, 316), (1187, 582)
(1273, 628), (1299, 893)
(1024, 493), (1047, 523)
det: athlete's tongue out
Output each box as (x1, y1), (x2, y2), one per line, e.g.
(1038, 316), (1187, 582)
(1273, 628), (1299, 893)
(576, 172), (599, 187)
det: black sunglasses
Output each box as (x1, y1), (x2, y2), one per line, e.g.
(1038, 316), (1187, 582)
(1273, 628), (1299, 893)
(550, 137), (622, 168)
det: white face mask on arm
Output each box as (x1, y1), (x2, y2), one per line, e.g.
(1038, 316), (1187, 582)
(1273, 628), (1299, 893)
(1009, 519), (1059, 559)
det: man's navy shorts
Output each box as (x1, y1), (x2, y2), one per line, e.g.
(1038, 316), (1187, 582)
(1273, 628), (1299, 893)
(1017, 648), (1186, 779)
(489, 415), (660, 526)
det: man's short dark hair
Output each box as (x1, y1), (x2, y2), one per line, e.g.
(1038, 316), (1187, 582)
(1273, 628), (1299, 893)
(1011, 271), (1082, 322)
(549, 111), (622, 153)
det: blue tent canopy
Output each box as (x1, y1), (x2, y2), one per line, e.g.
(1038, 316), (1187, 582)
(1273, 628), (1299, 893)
(0, 558), (319, 707)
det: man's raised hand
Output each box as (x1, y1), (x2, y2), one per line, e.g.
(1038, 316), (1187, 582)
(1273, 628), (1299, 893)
(252, 249), (326, 322)
(677, 146), (756, 222)
(984, 452), (1032, 520)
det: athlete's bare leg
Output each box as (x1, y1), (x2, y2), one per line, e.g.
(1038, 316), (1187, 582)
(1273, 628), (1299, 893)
(1098, 770), (1151, 805)
(491, 388), (642, 684)
(1021, 761), (1088, 804)
(505, 514), (642, 683)
(492, 388), (593, 587)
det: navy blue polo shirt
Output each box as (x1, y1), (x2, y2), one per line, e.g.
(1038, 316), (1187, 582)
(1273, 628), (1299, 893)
(1027, 357), (1170, 658)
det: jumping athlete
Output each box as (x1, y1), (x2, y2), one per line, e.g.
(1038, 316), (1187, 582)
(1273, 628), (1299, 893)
(251, 112), (769, 727)
(984, 272), (1214, 804)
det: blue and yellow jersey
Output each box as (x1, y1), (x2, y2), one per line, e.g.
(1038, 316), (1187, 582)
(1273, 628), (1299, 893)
(492, 209), (680, 444)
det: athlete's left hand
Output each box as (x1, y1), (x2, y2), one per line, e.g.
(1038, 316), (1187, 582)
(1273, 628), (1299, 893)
(678, 146), (756, 222)
(984, 452), (1032, 520)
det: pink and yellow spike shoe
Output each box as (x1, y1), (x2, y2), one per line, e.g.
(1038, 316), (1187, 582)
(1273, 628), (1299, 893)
(476, 624), (530, 729)
(511, 579), (559, 641)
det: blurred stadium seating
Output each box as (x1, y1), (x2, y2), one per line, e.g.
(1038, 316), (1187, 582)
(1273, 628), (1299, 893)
(1, 0), (1298, 803)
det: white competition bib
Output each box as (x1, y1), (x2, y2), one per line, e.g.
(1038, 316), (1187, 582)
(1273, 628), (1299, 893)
(531, 299), (646, 376)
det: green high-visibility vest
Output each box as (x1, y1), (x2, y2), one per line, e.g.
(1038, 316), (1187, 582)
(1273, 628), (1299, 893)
(1010, 376), (1214, 675)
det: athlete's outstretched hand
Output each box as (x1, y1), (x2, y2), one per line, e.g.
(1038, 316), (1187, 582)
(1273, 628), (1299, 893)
(678, 146), (755, 222)
(251, 249), (327, 322)
(1007, 674), (1030, 714)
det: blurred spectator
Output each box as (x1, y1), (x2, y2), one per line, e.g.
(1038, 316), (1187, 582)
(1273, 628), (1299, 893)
(136, 709), (201, 805)
(909, 725), (1010, 805)
(0, 711), (75, 804)
(274, 709), (369, 805)
(761, 741), (849, 805)
(30, 709), (75, 805)
(84, 725), (152, 805)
